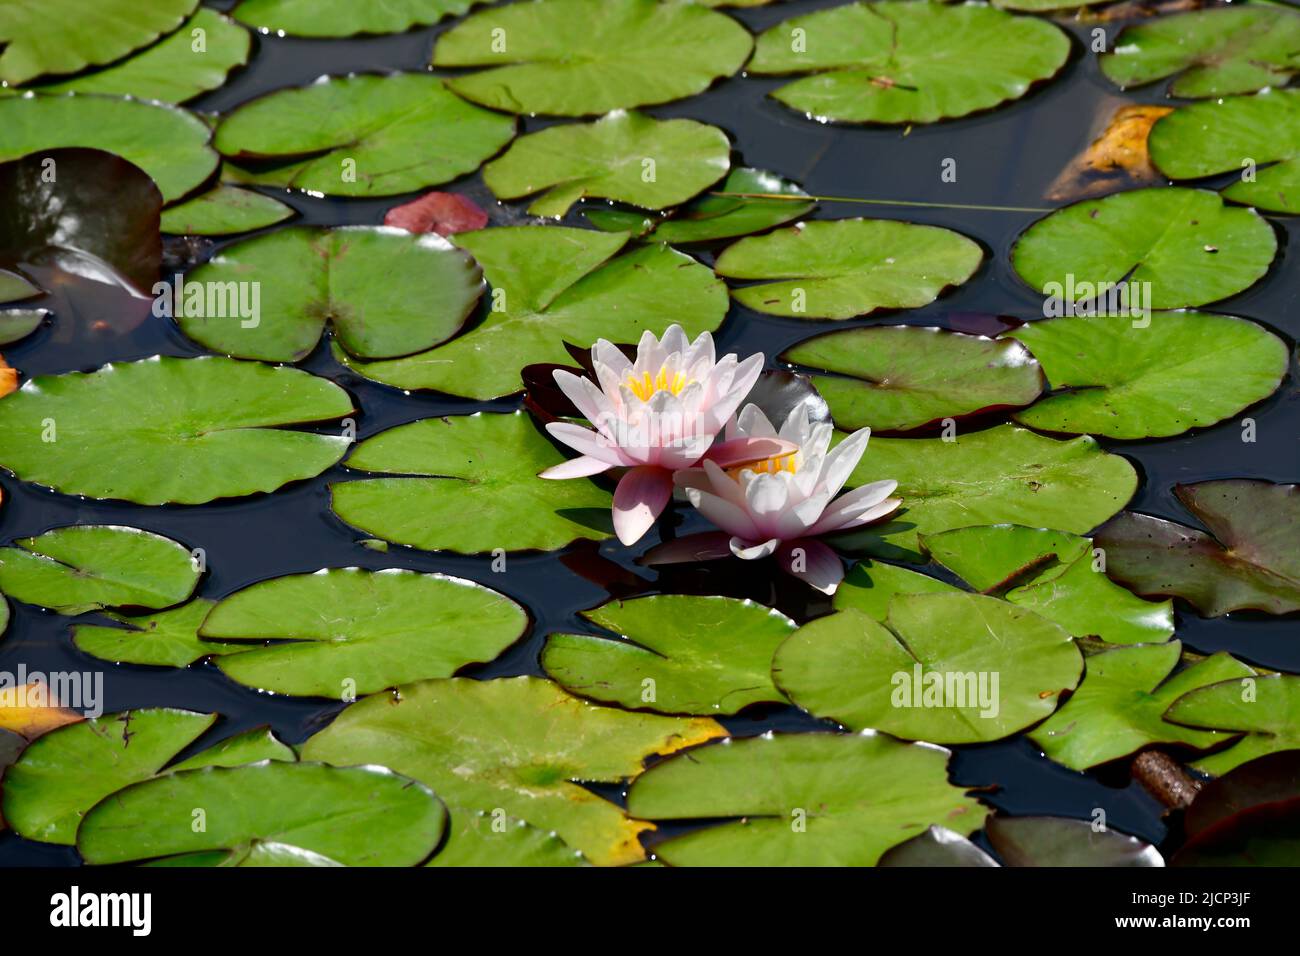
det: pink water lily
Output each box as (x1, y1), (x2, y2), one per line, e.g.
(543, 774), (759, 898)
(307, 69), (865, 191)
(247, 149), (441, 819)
(663, 402), (900, 594)
(539, 325), (782, 545)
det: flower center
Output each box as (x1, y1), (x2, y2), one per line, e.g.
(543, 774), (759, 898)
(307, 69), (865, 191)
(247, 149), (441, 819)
(626, 366), (689, 402)
(728, 451), (800, 479)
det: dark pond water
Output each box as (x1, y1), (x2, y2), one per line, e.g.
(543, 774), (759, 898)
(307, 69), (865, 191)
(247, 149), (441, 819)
(0, 0), (1296, 865)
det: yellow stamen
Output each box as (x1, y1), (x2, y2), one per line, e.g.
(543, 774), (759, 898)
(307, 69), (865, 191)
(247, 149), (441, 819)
(728, 452), (800, 479)
(626, 366), (689, 401)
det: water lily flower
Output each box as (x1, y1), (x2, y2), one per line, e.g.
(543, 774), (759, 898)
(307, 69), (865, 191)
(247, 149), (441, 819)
(539, 325), (783, 545)
(662, 402), (900, 593)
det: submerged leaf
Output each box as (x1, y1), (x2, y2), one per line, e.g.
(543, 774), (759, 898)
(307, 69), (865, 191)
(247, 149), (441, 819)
(783, 325), (1042, 432)
(484, 111), (730, 218)
(302, 676), (725, 866)
(715, 219), (982, 319)
(748, 2), (1069, 124)
(1045, 103), (1173, 203)
(0, 525), (199, 615)
(202, 568), (528, 697)
(1095, 481), (1300, 616)
(177, 226), (483, 362)
(433, 0), (753, 117)
(626, 732), (988, 866)
(543, 595), (795, 715)
(0, 94), (218, 203)
(0, 147), (162, 295)
(331, 412), (613, 554)
(384, 191), (488, 237)
(0, 356), (354, 505)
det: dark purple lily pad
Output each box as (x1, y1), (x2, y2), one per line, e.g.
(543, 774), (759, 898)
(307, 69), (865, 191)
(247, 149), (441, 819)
(1174, 752), (1300, 867)
(0, 148), (162, 296)
(881, 816), (1163, 867)
(1095, 480), (1300, 616)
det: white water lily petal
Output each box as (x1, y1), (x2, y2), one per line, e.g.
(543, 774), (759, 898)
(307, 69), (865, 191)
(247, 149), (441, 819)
(730, 536), (780, 560)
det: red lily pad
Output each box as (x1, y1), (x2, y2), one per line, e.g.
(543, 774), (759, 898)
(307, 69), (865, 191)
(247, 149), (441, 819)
(384, 191), (489, 237)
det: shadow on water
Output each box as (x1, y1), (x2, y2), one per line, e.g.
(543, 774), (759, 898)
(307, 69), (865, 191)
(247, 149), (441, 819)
(0, 0), (1296, 862)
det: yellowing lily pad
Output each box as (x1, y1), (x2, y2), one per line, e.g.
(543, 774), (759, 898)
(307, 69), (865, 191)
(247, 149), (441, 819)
(301, 676), (725, 866)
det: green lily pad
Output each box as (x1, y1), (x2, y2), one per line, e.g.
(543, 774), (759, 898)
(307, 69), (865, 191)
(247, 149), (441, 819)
(483, 111), (730, 219)
(160, 185), (293, 236)
(169, 726), (295, 772)
(921, 525), (1174, 646)
(72, 600), (250, 667)
(214, 73), (516, 197)
(0, 94), (217, 203)
(748, 2), (1069, 125)
(337, 227), (727, 400)
(1149, 90), (1300, 216)
(649, 167), (814, 244)
(201, 568), (527, 698)
(1011, 188), (1277, 310)
(1094, 481), (1300, 617)
(0, 0), (197, 85)
(715, 219), (982, 319)
(0, 310), (44, 346)
(30, 9), (250, 103)
(1, 708), (216, 844)
(233, 0), (485, 36)
(0, 269), (39, 304)
(1167, 675), (1300, 776)
(839, 425), (1138, 562)
(428, 811), (586, 867)
(833, 559), (959, 621)
(301, 676), (725, 866)
(626, 732), (988, 866)
(433, 0), (753, 117)
(1028, 641), (1255, 771)
(1100, 6), (1300, 99)
(0, 526), (200, 616)
(1006, 312), (1288, 439)
(542, 595), (795, 715)
(783, 326), (1043, 432)
(177, 226), (482, 362)
(331, 412), (613, 554)
(78, 762), (445, 867)
(773, 595), (1082, 744)
(0, 356), (353, 505)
